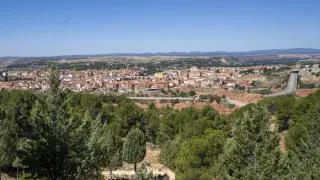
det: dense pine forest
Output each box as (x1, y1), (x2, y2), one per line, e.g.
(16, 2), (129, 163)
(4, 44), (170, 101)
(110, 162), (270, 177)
(0, 68), (320, 180)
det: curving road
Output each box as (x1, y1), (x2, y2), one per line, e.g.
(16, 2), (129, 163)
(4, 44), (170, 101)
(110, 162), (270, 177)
(263, 72), (298, 98)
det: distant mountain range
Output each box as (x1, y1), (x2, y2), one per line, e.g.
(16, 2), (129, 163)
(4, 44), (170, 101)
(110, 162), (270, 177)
(99, 48), (320, 56)
(1, 48), (320, 62)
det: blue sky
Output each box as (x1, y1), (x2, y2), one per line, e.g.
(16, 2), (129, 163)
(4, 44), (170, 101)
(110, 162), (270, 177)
(1, 0), (320, 56)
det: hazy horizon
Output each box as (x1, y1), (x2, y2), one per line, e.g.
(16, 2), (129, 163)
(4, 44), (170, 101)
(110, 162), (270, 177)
(1, 48), (320, 58)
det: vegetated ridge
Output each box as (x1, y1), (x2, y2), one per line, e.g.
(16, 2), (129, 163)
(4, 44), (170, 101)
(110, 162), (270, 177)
(1, 48), (319, 61)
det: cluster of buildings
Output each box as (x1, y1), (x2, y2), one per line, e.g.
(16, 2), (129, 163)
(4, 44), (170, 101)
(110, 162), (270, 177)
(1, 63), (311, 93)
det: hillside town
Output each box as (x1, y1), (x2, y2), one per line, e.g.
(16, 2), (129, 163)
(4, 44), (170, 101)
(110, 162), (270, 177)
(0, 63), (319, 95)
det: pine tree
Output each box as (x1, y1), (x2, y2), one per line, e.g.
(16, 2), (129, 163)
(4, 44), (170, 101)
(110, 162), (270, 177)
(104, 132), (123, 180)
(16, 67), (110, 180)
(122, 128), (146, 172)
(115, 102), (145, 137)
(285, 107), (320, 179)
(0, 90), (36, 179)
(216, 104), (281, 180)
(175, 130), (226, 180)
(159, 136), (183, 170)
(0, 115), (16, 180)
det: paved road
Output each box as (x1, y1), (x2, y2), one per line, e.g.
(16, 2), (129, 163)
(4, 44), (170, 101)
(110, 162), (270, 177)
(129, 96), (248, 108)
(128, 97), (193, 100)
(263, 72), (298, 98)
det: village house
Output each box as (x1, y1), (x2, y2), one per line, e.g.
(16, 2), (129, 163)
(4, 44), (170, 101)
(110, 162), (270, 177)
(0, 82), (14, 90)
(151, 81), (169, 89)
(189, 66), (201, 78)
(200, 79), (212, 87)
(311, 64), (320, 73)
